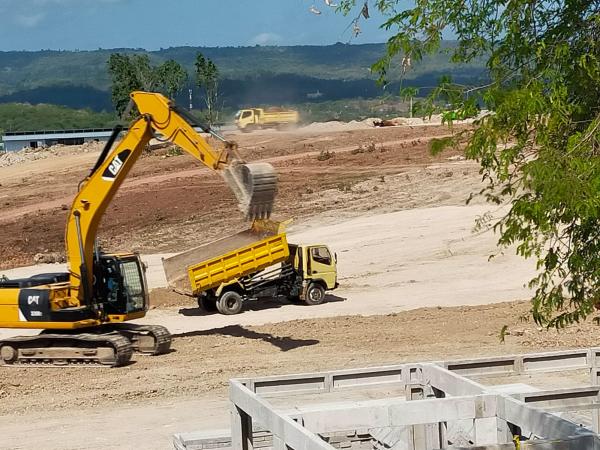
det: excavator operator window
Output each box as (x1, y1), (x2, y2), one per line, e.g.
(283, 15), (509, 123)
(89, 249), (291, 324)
(97, 257), (120, 306)
(119, 260), (145, 313)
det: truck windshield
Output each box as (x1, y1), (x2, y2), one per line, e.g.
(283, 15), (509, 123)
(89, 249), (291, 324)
(234, 111), (242, 120)
(311, 247), (332, 265)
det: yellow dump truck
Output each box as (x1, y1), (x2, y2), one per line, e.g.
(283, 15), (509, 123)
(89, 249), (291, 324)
(162, 220), (338, 314)
(234, 108), (299, 132)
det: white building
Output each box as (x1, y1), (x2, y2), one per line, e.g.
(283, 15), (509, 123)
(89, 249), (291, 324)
(2, 128), (117, 152)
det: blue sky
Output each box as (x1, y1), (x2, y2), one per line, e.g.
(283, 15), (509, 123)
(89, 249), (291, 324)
(0, 0), (394, 51)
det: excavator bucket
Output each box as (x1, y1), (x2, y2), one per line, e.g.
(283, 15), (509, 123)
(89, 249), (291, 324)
(223, 162), (278, 219)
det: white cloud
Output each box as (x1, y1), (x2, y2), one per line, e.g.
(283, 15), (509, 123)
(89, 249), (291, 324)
(0, 0), (127, 28)
(250, 32), (282, 46)
(16, 13), (45, 27)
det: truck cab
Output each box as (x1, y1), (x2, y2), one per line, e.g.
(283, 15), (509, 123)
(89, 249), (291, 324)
(234, 109), (257, 131)
(291, 244), (338, 304)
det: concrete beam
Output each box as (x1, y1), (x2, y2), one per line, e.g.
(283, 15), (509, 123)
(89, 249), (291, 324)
(298, 394), (498, 434)
(241, 364), (412, 397)
(229, 380), (332, 450)
(444, 349), (596, 377)
(515, 386), (600, 412)
(422, 364), (488, 396)
(502, 396), (596, 441)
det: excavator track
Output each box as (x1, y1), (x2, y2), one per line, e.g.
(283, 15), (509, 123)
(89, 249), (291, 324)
(0, 332), (133, 367)
(107, 324), (172, 355)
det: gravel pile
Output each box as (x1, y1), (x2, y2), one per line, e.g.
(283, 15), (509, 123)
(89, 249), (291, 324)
(0, 141), (103, 168)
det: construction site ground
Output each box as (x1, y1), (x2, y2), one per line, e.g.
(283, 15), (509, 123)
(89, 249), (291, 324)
(0, 123), (597, 449)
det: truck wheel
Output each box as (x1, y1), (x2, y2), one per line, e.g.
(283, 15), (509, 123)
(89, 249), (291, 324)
(218, 291), (243, 315)
(198, 295), (218, 312)
(304, 283), (326, 306)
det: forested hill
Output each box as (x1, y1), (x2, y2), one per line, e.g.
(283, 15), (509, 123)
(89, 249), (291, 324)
(0, 42), (485, 111)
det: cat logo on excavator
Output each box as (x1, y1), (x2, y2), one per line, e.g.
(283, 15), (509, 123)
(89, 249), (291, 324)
(102, 149), (131, 181)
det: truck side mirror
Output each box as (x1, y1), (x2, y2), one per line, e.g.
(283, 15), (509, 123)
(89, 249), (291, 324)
(334, 252), (338, 263)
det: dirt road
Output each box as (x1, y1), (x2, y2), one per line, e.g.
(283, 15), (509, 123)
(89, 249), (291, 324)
(0, 203), (534, 340)
(139, 203), (534, 335)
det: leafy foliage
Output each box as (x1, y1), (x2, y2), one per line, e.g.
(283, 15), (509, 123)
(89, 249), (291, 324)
(155, 59), (188, 99)
(341, 1), (600, 327)
(0, 103), (117, 132)
(107, 53), (187, 116)
(194, 53), (220, 126)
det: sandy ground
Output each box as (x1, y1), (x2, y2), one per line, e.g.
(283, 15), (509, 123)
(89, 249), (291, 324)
(2, 301), (599, 450)
(141, 204), (535, 334)
(0, 123), (592, 450)
(0, 124), (463, 269)
(0, 204), (534, 341)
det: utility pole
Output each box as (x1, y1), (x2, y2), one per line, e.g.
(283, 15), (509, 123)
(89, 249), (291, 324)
(189, 88), (193, 111)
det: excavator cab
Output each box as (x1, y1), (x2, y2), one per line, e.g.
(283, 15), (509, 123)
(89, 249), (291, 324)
(94, 253), (148, 316)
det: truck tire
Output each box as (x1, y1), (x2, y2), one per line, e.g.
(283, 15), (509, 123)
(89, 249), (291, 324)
(217, 291), (243, 315)
(198, 295), (218, 312)
(304, 283), (326, 306)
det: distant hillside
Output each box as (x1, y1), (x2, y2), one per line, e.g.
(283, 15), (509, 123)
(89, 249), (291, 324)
(0, 43), (486, 112)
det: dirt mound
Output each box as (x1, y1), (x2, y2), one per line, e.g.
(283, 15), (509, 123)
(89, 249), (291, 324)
(0, 147), (54, 168)
(299, 117), (379, 133)
(0, 141), (103, 168)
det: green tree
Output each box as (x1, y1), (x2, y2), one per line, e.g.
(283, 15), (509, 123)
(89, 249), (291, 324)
(0, 103), (117, 132)
(339, 1), (600, 327)
(155, 59), (188, 99)
(107, 53), (187, 116)
(194, 52), (220, 125)
(107, 53), (153, 116)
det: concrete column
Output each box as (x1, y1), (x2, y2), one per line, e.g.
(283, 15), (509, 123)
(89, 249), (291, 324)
(231, 403), (253, 450)
(407, 387), (425, 449)
(474, 418), (500, 445)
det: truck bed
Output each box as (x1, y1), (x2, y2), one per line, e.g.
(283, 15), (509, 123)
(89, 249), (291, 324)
(162, 221), (290, 296)
(261, 111), (298, 124)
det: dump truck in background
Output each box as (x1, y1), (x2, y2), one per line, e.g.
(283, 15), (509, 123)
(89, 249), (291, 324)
(234, 108), (299, 132)
(162, 220), (338, 314)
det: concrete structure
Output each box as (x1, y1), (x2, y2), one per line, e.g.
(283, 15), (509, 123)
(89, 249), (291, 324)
(2, 128), (117, 152)
(175, 348), (600, 450)
(0, 125), (231, 153)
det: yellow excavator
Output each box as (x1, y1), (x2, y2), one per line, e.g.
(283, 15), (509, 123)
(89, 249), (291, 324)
(0, 91), (278, 367)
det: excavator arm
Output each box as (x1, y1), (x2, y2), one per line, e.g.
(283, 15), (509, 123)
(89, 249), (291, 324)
(65, 91), (278, 304)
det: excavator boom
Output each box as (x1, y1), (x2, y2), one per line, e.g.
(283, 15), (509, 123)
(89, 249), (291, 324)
(67, 92), (278, 303)
(132, 92), (277, 219)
